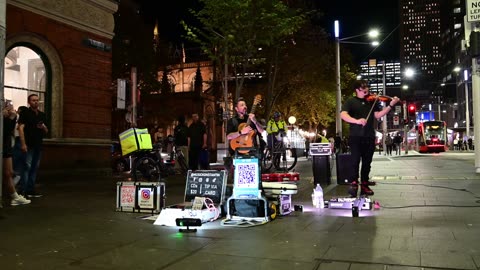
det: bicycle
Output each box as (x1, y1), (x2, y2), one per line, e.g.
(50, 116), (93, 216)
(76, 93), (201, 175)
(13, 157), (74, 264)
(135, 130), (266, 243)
(262, 132), (297, 172)
(173, 144), (189, 175)
(130, 144), (175, 182)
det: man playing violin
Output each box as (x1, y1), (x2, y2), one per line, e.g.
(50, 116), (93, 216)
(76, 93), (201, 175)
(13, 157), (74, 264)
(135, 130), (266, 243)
(340, 80), (400, 196)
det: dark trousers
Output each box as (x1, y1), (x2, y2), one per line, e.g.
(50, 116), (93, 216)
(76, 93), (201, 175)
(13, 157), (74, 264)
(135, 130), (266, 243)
(189, 146), (201, 170)
(349, 136), (375, 183)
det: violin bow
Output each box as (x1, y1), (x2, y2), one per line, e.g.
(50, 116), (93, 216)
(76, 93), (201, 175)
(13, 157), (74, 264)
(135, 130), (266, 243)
(365, 96), (379, 122)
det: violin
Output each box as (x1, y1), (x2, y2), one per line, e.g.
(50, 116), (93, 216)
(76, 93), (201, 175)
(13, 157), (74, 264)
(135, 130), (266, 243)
(365, 94), (393, 102)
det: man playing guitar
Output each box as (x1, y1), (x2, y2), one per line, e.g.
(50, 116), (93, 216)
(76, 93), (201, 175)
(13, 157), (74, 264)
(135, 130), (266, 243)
(227, 97), (264, 156)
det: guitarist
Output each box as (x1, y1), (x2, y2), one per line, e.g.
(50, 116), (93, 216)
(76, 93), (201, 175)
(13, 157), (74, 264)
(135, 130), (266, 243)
(226, 97), (264, 156)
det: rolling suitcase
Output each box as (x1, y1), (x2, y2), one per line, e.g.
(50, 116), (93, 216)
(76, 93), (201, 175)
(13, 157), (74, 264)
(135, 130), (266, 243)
(336, 153), (356, 185)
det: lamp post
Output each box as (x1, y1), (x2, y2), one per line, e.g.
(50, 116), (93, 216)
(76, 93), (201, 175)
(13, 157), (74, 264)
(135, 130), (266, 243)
(464, 69), (470, 140)
(403, 68), (415, 154)
(334, 20), (379, 138)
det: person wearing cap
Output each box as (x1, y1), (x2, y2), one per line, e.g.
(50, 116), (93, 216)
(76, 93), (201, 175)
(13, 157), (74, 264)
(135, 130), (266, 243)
(266, 111), (287, 150)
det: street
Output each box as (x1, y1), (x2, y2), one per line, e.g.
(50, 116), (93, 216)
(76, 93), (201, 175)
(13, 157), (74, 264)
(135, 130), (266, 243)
(1, 151), (480, 270)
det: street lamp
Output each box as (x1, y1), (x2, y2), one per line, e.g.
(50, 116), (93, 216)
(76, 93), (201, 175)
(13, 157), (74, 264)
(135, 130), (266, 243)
(334, 20), (379, 138)
(464, 69), (470, 141)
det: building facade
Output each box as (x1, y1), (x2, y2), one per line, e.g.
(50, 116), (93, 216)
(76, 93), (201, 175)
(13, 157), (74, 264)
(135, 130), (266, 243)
(4, 0), (118, 174)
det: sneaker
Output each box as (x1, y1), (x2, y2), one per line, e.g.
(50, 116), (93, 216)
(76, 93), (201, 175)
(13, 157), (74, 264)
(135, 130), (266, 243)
(11, 195), (31, 206)
(360, 185), (374, 196)
(348, 181), (359, 197)
(27, 192), (43, 198)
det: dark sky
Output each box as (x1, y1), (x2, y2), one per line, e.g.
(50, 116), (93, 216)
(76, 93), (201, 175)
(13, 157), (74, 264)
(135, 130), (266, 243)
(133, 0), (400, 64)
(315, 0), (400, 63)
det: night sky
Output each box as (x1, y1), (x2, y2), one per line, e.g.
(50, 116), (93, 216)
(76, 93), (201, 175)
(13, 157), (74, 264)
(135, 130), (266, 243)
(315, 0), (400, 63)
(133, 0), (400, 64)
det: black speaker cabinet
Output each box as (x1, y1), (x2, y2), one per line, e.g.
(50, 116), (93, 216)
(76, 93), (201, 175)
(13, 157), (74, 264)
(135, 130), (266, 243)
(336, 153), (356, 185)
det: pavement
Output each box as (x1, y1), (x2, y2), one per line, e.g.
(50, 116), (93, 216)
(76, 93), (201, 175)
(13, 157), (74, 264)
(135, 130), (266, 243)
(1, 150), (480, 270)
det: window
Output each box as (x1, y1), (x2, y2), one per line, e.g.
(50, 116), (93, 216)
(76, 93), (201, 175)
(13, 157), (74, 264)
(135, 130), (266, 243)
(4, 46), (46, 111)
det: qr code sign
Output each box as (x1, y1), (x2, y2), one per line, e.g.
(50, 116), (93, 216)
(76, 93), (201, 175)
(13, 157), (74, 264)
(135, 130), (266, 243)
(237, 164), (257, 185)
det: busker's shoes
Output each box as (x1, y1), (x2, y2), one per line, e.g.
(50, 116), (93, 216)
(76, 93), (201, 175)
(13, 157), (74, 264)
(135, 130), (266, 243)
(348, 181), (359, 197)
(360, 184), (374, 196)
(362, 180), (376, 186)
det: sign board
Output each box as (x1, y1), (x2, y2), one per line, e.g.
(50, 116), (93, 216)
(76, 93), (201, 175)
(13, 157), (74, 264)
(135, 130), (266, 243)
(233, 157), (261, 198)
(466, 0), (480, 22)
(393, 116), (400, 126)
(395, 105), (401, 114)
(184, 170), (227, 205)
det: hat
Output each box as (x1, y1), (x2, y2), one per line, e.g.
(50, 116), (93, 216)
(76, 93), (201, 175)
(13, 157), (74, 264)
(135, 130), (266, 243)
(273, 111), (281, 118)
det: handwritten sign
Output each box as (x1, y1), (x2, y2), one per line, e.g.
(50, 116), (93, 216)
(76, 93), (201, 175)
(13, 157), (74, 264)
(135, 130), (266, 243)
(184, 170), (227, 205)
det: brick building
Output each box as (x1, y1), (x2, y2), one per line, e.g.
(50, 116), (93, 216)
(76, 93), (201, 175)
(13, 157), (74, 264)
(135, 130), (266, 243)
(4, 0), (118, 174)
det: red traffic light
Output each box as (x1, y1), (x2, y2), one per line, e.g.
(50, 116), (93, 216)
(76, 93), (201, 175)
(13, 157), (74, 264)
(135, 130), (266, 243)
(408, 104), (416, 113)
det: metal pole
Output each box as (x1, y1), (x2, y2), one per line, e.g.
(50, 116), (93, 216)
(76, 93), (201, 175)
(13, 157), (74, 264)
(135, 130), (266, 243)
(224, 50), (228, 155)
(131, 67), (137, 127)
(0, 0), (6, 206)
(472, 57), (480, 173)
(437, 96), (441, 121)
(403, 102), (408, 155)
(382, 62), (387, 155)
(335, 37), (342, 138)
(465, 80), (470, 139)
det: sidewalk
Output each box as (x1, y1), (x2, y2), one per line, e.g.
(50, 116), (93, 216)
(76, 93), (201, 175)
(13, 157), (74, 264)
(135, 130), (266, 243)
(1, 154), (480, 270)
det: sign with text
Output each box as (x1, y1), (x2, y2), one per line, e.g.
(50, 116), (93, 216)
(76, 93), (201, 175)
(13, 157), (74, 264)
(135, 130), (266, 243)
(467, 0), (480, 22)
(393, 116), (400, 126)
(120, 185), (135, 208)
(184, 170), (227, 205)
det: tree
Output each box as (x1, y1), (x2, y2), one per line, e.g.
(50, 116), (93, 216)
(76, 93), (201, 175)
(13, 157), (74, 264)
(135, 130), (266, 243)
(182, 0), (305, 106)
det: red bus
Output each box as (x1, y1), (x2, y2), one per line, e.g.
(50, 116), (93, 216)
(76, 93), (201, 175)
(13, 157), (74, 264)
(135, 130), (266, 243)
(417, 120), (447, 153)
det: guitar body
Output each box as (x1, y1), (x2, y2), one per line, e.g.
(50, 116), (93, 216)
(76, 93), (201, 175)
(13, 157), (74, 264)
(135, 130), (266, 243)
(230, 130), (256, 153)
(230, 95), (262, 154)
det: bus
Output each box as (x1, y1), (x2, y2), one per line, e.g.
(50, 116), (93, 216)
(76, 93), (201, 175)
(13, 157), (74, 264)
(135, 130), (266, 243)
(417, 120), (447, 153)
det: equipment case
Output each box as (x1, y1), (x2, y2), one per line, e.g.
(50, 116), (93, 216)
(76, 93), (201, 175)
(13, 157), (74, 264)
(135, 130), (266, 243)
(116, 181), (165, 214)
(336, 153), (356, 185)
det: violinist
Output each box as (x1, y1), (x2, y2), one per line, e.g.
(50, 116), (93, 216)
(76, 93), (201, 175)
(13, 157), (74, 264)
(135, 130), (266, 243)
(340, 80), (400, 197)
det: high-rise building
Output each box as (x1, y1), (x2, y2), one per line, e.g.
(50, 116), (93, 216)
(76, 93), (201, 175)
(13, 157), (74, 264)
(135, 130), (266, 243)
(359, 59), (402, 97)
(400, 0), (443, 98)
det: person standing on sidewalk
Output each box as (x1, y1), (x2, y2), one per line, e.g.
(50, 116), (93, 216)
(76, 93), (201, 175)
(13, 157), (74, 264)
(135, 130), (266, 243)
(340, 80), (399, 196)
(187, 113), (207, 170)
(3, 102), (31, 206)
(17, 94), (48, 198)
(174, 115), (189, 169)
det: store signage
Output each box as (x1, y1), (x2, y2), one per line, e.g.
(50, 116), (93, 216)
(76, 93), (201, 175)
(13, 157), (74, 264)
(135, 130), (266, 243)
(82, 38), (112, 52)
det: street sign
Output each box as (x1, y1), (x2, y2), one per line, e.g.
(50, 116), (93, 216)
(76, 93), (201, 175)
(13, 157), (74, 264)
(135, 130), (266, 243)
(393, 116), (399, 126)
(466, 0), (480, 22)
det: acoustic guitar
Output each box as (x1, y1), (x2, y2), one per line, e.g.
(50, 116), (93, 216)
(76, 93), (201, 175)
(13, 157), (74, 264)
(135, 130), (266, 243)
(230, 94), (262, 153)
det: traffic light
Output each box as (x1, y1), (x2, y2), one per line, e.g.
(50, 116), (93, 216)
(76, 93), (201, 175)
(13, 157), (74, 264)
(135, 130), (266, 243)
(408, 104), (416, 116)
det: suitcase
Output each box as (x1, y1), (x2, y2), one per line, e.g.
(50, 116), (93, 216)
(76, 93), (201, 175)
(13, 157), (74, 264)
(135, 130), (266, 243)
(336, 153), (356, 185)
(261, 172), (300, 182)
(116, 181), (165, 214)
(261, 182), (298, 195)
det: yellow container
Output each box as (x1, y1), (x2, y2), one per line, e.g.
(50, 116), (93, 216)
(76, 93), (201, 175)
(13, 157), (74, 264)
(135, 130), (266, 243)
(119, 128), (152, 156)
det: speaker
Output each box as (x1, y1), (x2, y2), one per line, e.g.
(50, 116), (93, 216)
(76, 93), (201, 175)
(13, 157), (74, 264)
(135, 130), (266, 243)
(312, 155), (331, 185)
(335, 153), (356, 185)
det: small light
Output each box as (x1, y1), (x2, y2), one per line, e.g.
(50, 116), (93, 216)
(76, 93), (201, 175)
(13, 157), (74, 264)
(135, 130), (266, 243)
(464, 70), (468, 81)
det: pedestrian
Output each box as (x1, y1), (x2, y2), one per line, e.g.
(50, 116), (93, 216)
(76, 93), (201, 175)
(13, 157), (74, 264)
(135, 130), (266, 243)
(266, 111), (287, 150)
(226, 97), (264, 156)
(394, 134), (402, 155)
(173, 115), (189, 168)
(12, 105), (28, 186)
(17, 94), (48, 198)
(340, 80), (400, 196)
(187, 113), (207, 170)
(3, 102), (31, 205)
(385, 134), (393, 155)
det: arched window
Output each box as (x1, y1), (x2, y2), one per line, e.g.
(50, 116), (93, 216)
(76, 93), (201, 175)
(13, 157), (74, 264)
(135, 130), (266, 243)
(4, 46), (47, 111)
